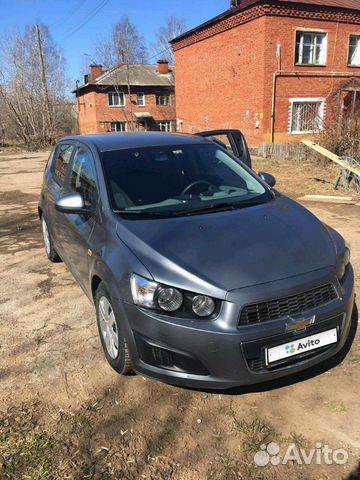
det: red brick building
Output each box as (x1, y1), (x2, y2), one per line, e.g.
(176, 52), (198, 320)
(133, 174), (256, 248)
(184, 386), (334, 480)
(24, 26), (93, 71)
(171, 0), (360, 147)
(75, 60), (176, 134)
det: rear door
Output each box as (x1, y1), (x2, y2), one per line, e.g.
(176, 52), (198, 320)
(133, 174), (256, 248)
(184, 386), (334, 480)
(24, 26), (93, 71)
(198, 129), (252, 169)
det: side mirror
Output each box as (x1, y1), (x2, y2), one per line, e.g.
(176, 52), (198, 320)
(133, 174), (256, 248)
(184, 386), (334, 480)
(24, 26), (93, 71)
(258, 171), (276, 188)
(55, 192), (89, 214)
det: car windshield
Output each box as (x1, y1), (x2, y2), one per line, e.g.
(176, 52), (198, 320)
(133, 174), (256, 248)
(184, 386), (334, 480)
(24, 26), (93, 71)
(101, 143), (273, 216)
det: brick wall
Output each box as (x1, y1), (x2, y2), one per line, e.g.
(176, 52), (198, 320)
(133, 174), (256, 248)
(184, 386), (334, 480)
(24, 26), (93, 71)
(77, 86), (176, 134)
(175, 15), (267, 146)
(173, 2), (360, 147)
(262, 15), (360, 144)
(77, 91), (99, 135)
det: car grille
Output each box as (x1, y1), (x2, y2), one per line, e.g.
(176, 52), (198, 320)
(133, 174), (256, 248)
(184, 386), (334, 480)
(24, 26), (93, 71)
(239, 284), (338, 326)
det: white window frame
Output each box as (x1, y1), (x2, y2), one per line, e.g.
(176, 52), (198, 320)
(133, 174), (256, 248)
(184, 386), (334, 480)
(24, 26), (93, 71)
(157, 121), (172, 132)
(137, 92), (146, 107)
(295, 31), (328, 66)
(289, 98), (326, 135)
(108, 91), (126, 107)
(348, 35), (360, 66)
(111, 121), (127, 132)
(156, 94), (171, 106)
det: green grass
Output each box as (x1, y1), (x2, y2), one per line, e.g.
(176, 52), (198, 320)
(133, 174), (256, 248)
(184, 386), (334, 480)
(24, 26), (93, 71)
(288, 432), (311, 449)
(324, 400), (348, 413)
(229, 409), (277, 453)
(0, 432), (53, 480)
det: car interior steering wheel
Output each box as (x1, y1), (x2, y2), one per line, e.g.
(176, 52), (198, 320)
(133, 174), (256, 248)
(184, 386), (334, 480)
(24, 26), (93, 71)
(181, 180), (213, 196)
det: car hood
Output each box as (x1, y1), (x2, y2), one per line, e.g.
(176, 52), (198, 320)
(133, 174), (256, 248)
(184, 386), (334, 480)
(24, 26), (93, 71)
(115, 196), (337, 297)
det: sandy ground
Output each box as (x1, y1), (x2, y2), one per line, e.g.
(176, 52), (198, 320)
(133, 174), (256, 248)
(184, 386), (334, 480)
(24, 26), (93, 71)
(0, 151), (359, 479)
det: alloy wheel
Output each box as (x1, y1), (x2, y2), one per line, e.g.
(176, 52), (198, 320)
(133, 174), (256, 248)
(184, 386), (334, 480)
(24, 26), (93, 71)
(98, 296), (119, 359)
(42, 218), (51, 256)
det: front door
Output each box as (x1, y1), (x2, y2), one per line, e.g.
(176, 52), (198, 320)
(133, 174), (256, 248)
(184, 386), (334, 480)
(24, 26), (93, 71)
(46, 142), (76, 260)
(198, 129), (252, 169)
(62, 145), (100, 289)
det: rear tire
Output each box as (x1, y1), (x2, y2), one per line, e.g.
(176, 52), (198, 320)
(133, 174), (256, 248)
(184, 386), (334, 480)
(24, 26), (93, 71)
(41, 216), (61, 262)
(95, 283), (133, 375)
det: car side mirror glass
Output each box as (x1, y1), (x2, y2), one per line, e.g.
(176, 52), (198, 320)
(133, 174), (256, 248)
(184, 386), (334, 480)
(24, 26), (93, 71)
(258, 171), (276, 188)
(55, 192), (88, 214)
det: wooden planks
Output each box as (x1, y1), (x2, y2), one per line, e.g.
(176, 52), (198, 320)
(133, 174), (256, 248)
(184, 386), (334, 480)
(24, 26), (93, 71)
(302, 140), (360, 176)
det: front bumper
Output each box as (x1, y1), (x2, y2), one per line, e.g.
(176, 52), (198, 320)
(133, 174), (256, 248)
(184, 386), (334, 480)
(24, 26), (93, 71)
(115, 265), (355, 389)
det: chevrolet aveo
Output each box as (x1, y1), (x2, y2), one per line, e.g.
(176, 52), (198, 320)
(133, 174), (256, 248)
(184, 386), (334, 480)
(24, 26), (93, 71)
(39, 132), (354, 389)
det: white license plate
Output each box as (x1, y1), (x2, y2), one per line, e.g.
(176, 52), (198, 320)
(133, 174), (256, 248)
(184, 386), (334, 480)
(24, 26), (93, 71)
(266, 328), (338, 365)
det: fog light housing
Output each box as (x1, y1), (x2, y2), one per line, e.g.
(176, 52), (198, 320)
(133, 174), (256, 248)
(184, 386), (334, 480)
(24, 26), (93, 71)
(192, 295), (215, 317)
(157, 287), (183, 312)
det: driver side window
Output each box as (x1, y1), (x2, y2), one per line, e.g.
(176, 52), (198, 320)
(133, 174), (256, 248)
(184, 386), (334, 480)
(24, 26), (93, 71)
(70, 147), (98, 208)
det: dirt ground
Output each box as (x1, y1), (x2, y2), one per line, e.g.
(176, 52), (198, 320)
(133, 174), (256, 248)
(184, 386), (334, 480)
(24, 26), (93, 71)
(0, 151), (359, 480)
(252, 155), (360, 200)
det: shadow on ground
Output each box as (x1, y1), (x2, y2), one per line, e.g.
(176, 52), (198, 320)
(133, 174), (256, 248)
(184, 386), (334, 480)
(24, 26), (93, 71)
(0, 190), (41, 255)
(347, 462), (360, 479)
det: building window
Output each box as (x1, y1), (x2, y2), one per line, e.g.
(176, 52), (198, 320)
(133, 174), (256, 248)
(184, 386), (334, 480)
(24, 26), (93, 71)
(137, 92), (145, 106)
(137, 120), (148, 131)
(290, 99), (325, 134)
(157, 121), (172, 132)
(348, 35), (360, 66)
(156, 94), (171, 106)
(108, 92), (125, 107)
(295, 32), (327, 65)
(111, 121), (127, 132)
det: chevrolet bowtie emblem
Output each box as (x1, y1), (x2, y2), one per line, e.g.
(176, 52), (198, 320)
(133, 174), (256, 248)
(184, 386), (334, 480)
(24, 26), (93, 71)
(285, 315), (315, 333)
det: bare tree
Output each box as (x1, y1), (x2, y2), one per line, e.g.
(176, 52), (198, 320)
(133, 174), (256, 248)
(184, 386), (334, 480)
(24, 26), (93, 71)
(0, 23), (73, 148)
(151, 16), (186, 64)
(94, 16), (148, 68)
(94, 16), (148, 132)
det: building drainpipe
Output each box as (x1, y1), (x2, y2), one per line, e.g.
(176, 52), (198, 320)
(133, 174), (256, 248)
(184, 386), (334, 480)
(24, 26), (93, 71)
(270, 71), (360, 145)
(75, 80), (81, 133)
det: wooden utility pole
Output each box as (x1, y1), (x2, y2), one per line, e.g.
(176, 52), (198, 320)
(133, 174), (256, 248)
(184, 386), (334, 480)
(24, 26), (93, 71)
(126, 62), (134, 131)
(35, 24), (54, 143)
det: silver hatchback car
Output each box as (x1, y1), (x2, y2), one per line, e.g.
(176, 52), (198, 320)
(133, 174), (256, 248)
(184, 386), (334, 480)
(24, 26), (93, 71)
(39, 132), (354, 389)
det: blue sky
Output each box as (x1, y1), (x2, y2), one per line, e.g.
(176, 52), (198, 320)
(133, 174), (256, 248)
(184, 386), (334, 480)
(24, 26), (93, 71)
(0, 0), (229, 89)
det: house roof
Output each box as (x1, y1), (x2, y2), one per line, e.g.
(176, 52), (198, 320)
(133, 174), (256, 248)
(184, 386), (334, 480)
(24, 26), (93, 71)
(78, 64), (175, 91)
(281, 0), (359, 8)
(171, 0), (360, 45)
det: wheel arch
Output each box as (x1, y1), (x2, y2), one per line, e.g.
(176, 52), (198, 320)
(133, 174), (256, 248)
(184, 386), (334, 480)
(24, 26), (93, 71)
(91, 275), (103, 302)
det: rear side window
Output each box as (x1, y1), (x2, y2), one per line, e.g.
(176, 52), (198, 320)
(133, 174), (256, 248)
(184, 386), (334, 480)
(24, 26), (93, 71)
(53, 144), (74, 182)
(70, 148), (98, 207)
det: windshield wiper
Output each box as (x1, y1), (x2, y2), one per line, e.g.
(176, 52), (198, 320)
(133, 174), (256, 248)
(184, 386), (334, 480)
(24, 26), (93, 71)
(172, 200), (268, 216)
(113, 199), (268, 218)
(113, 209), (175, 217)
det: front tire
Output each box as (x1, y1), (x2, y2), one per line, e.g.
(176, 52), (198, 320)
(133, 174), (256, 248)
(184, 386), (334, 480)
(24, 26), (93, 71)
(41, 216), (61, 262)
(95, 283), (133, 375)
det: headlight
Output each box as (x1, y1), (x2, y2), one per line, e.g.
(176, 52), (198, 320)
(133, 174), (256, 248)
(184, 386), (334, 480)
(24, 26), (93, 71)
(192, 295), (215, 317)
(130, 273), (158, 308)
(337, 246), (351, 281)
(130, 273), (216, 317)
(157, 287), (183, 312)
(343, 246), (351, 266)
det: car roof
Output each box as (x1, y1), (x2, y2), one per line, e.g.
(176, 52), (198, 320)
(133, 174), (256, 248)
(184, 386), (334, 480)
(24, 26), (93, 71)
(60, 132), (212, 153)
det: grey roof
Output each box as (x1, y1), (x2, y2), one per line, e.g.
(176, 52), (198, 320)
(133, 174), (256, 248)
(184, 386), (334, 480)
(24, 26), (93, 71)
(92, 64), (174, 88)
(61, 132), (211, 153)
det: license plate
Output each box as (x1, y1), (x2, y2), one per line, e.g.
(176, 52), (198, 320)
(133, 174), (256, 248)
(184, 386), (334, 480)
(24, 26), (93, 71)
(266, 328), (338, 365)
